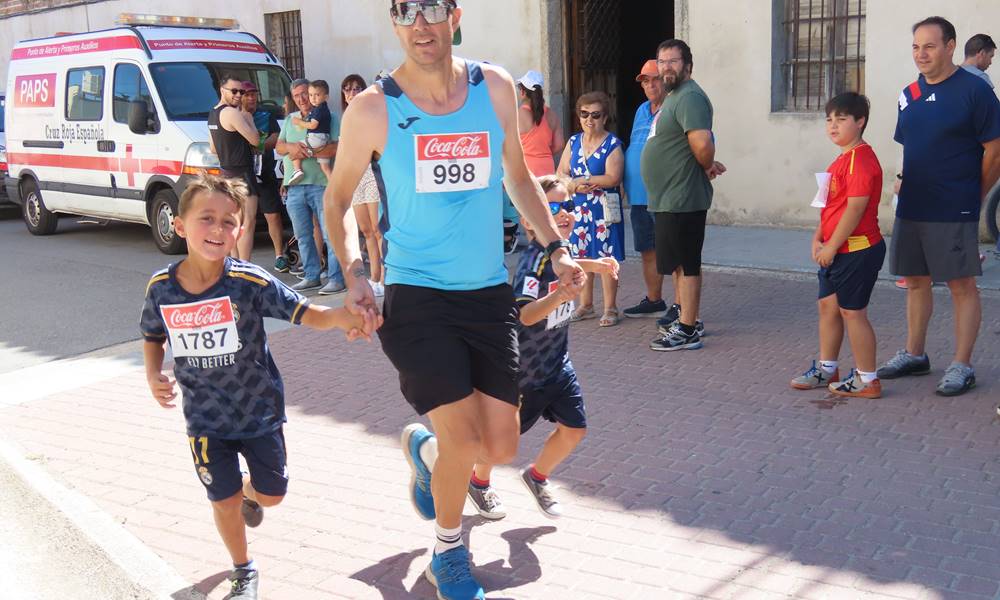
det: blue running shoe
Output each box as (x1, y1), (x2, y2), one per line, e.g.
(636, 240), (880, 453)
(425, 546), (484, 600)
(401, 423), (435, 520)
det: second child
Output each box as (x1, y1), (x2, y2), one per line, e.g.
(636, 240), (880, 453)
(467, 175), (618, 520)
(791, 92), (886, 399)
(290, 80), (334, 182)
(140, 174), (366, 600)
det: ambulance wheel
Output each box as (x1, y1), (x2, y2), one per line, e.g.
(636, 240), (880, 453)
(22, 179), (58, 236)
(150, 189), (185, 255)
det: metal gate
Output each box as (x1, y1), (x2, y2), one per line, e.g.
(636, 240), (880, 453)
(564, 0), (622, 133)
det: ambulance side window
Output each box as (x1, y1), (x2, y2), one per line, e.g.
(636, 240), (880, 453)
(113, 64), (155, 126)
(65, 66), (105, 121)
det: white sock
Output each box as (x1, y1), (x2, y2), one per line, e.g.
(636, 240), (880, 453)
(419, 436), (438, 473)
(434, 524), (463, 554)
(819, 360), (838, 373)
(857, 370), (878, 384)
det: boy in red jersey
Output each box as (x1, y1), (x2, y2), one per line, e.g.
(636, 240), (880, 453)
(791, 92), (886, 399)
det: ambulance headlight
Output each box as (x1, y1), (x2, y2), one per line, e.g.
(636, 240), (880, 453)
(182, 143), (221, 176)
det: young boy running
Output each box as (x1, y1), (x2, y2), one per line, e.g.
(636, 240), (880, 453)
(140, 174), (366, 600)
(790, 92), (886, 399)
(468, 175), (618, 520)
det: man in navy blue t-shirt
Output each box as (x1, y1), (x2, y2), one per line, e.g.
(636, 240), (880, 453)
(879, 16), (1000, 396)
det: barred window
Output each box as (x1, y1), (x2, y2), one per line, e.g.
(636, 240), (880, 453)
(265, 10), (304, 81)
(774, 0), (866, 112)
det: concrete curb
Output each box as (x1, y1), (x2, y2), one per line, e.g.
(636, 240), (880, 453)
(0, 437), (204, 600)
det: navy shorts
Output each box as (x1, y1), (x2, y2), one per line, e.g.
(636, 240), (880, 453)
(519, 372), (586, 433)
(630, 204), (656, 253)
(818, 240), (886, 310)
(188, 428), (289, 502)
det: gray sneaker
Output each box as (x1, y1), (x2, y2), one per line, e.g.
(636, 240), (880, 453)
(790, 361), (839, 390)
(318, 279), (346, 295)
(241, 497), (263, 528)
(876, 349), (931, 379)
(520, 468), (562, 519)
(467, 483), (506, 520)
(936, 362), (976, 397)
(291, 278), (322, 292)
(222, 567), (259, 599)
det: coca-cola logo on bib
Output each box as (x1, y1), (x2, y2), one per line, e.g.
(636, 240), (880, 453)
(163, 299), (235, 329)
(416, 132), (490, 160)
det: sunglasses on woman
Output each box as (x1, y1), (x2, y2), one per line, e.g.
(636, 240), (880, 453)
(390, 0), (456, 26)
(579, 110), (603, 120)
(548, 200), (575, 215)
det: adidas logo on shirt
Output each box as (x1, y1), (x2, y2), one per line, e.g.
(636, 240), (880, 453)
(925, 93), (937, 102)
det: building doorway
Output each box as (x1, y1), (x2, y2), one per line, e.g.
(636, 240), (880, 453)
(563, 0), (674, 142)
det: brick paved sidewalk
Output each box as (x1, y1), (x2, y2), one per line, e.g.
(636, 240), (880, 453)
(3, 262), (1000, 600)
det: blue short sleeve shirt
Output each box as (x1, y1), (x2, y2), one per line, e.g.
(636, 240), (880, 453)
(894, 68), (1000, 222)
(140, 258), (310, 439)
(623, 101), (657, 206)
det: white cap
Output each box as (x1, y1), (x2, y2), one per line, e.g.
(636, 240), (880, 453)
(517, 70), (544, 90)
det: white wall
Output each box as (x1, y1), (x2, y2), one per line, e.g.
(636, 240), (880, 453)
(0, 0), (543, 101)
(684, 0), (1000, 230)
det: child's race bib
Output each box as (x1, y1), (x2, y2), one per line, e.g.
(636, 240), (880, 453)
(414, 132), (491, 193)
(546, 282), (574, 330)
(160, 296), (240, 359)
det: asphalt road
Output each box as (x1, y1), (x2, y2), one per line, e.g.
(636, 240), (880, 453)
(0, 206), (309, 374)
(0, 456), (155, 600)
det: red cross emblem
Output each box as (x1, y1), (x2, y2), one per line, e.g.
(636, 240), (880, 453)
(119, 143), (141, 187)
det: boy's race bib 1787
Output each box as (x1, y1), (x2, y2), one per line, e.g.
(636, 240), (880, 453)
(160, 296), (240, 359)
(414, 132), (491, 193)
(546, 282), (574, 330)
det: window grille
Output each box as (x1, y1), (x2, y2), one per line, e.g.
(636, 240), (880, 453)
(265, 10), (304, 81)
(777, 0), (865, 111)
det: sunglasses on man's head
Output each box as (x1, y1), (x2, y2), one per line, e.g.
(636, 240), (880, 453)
(390, 0), (455, 26)
(579, 110), (603, 120)
(548, 200), (575, 215)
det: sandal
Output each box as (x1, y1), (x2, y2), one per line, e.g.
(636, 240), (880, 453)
(599, 308), (620, 327)
(569, 305), (596, 322)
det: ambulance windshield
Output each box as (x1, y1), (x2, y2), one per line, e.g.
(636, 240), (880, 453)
(149, 62), (291, 120)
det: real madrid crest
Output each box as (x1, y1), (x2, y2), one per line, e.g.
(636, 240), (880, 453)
(198, 466), (213, 485)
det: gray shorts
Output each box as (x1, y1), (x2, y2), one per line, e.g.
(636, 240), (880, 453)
(889, 217), (982, 281)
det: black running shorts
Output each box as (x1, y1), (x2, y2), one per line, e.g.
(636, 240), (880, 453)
(378, 283), (520, 415)
(654, 210), (708, 276)
(221, 168), (262, 200)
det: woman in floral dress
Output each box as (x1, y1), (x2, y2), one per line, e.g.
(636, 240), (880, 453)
(557, 91), (625, 326)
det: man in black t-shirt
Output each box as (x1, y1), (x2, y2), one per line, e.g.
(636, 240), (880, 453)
(242, 81), (287, 272)
(209, 75), (262, 261)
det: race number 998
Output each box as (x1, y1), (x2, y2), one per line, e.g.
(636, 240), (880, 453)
(433, 163), (476, 185)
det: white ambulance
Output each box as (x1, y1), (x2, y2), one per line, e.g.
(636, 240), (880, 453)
(5, 14), (291, 253)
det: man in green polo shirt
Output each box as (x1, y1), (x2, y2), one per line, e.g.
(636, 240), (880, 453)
(276, 78), (344, 295)
(641, 38), (726, 352)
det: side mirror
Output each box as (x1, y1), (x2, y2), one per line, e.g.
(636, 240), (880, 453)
(128, 100), (149, 134)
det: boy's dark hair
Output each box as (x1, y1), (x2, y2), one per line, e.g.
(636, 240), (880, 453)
(965, 33), (997, 58)
(657, 38), (694, 72)
(825, 92), (870, 133)
(912, 16), (956, 44)
(309, 79), (330, 95)
(537, 174), (570, 196)
(179, 173), (247, 223)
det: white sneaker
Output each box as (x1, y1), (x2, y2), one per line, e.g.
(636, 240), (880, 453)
(288, 169), (305, 185)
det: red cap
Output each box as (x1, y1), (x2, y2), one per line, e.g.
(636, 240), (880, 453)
(635, 60), (659, 82)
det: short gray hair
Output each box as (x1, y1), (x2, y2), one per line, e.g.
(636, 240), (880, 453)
(290, 78), (310, 90)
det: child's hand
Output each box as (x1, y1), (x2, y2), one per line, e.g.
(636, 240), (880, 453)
(555, 281), (579, 303)
(341, 310), (371, 341)
(597, 257), (620, 279)
(811, 238), (823, 261)
(816, 244), (836, 268)
(148, 373), (177, 409)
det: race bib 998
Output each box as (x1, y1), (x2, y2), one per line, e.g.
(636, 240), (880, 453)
(160, 296), (240, 359)
(414, 132), (491, 193)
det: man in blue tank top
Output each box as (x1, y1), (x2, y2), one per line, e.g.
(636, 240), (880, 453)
(324, 2), (585, 598)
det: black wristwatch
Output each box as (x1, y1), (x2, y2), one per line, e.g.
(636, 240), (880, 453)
(544, 239), (571, 258)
